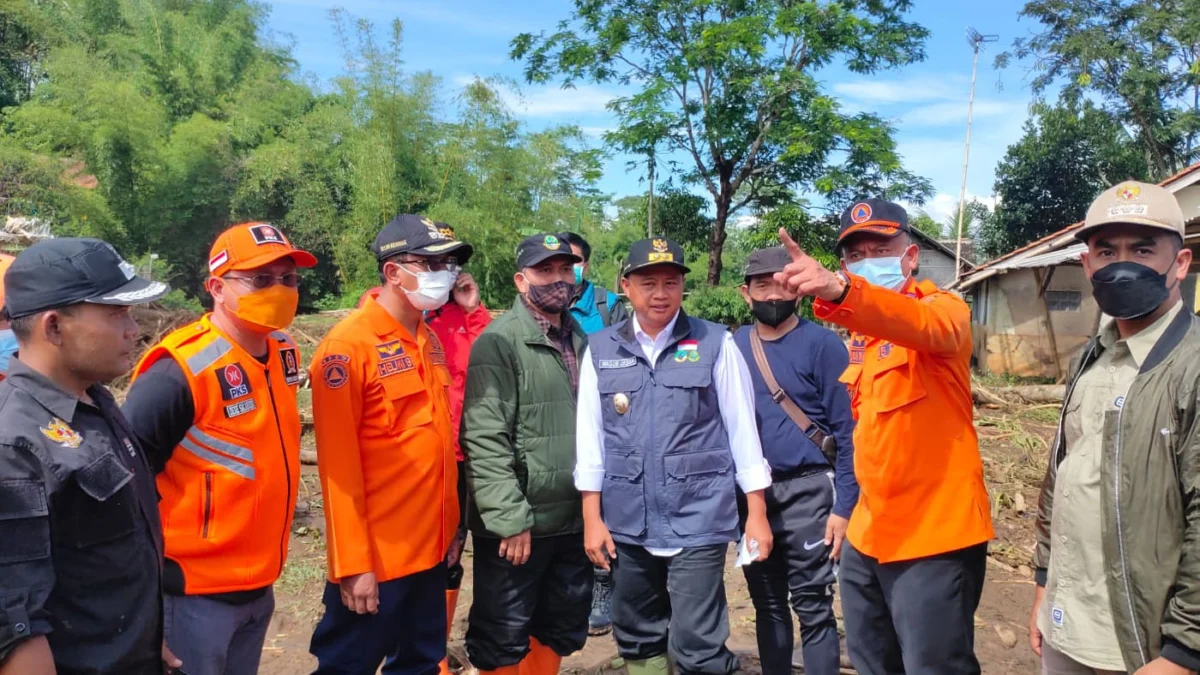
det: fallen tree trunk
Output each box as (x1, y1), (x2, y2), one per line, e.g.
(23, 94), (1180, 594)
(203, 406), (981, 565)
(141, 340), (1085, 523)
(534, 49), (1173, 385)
(973, 383), (1065, 406)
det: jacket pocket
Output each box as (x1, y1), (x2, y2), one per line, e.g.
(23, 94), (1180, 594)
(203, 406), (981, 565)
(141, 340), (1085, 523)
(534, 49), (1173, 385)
(602, 447), (646, 537)
(663, 449), (738, 537)
(867, 349), (926, 413)
(597, 368), (644, 447)
(63, 451), (138, 548)
(381, 370), (433, 429)
(0, 479), (50, 563)
(657, 365), (713, 423)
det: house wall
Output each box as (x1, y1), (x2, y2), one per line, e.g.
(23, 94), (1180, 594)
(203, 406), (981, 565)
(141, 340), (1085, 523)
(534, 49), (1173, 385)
(975, 266), (1099, 378)
(917, 243), (958, 288)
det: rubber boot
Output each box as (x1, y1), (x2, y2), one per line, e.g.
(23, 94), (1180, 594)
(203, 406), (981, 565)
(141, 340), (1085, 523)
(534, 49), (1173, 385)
(520, 637), (562, 675)
(438, 589), (461, 675)
(625, 655), (670, 675)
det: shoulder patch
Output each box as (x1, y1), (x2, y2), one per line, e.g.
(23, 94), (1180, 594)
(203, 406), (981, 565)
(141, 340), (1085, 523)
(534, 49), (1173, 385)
(215, 363), (252, 401)
(321, 354), (350, 389)
(40, 417), (83, 448)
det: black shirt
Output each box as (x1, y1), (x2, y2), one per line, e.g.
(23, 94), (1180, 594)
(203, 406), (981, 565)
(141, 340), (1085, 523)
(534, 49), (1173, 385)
(0, 358), (163, 674)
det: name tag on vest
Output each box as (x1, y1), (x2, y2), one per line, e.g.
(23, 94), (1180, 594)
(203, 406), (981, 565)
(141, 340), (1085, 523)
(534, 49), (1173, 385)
(599, 358), (637, 369)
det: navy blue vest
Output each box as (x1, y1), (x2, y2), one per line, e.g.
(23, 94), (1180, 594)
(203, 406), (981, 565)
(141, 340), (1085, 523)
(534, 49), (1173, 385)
(589, 312), (739, 548)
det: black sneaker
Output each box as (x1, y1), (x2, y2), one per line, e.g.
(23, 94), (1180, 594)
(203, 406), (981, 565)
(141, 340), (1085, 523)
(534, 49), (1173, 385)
(588, 568), (613, 636)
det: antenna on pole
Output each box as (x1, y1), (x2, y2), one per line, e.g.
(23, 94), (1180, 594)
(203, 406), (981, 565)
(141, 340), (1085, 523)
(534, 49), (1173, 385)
(954, 26), (998, 281)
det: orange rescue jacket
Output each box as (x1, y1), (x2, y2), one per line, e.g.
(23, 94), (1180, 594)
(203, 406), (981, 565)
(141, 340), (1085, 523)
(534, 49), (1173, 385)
(132, 316), (302, 594)
(310, 297), (459, 583)
(815, 276), (994, 563)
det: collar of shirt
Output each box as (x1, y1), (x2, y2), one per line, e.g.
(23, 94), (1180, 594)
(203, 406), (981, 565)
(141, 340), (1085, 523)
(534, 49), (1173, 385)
(3, 357), (108, 422)
(631, 310), (681, 363)
(364, 293), (429, 346)
(1097, 300), (1183, 368)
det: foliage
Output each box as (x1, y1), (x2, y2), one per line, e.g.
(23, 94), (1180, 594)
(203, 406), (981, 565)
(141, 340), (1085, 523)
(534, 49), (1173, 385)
(997, 0), (1200, 178)
(976, 101), (1148, 258)
(0, 2), (606, 311)
(512, 0), (934, 285)
(910, 210), (943, 239)
(940, 199), (994, 240)
(683, 285), (751, 326)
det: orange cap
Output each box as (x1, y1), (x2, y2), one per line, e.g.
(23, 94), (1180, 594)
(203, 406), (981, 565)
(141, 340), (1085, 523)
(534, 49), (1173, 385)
(208, 223), (317, 277)
(0, 253), (15, 307)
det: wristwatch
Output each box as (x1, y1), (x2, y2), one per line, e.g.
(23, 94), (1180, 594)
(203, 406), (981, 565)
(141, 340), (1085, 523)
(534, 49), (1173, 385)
(831, 271), (851, 304)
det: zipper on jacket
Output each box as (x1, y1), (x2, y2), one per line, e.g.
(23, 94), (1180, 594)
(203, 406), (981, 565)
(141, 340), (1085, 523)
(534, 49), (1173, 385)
(1113, 382), (1148, 667)
(202, 472), (213, 539)
(266, 371), (293, 580)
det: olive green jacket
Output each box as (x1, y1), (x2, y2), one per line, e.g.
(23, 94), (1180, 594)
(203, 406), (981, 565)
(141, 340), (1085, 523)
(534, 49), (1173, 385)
(460, 298), (586, 539)
(1035, 308), (1200, 671)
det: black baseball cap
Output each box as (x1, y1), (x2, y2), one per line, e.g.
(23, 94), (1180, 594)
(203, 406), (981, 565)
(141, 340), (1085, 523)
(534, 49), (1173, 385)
(743, 246), (790, 279)
(372, 214), (474, 264)
(623, 237), (690, 276)
(516, 234), (581, 270)
(3, 238), (170, 319)
(837, 199), (911, 248)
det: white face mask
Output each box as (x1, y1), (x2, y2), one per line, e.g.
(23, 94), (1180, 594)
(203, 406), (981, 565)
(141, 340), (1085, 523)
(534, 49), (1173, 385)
(397, 266), (457, 310)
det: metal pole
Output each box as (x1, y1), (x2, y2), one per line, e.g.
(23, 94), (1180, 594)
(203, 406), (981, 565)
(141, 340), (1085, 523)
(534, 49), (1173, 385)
(647, 154), (655, 238)
(954, 47), (980, 281)
(954, 28), (997, 281)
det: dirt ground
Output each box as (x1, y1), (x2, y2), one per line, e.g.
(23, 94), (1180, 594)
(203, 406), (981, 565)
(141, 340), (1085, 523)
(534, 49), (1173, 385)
(253, 405), (1054, 675)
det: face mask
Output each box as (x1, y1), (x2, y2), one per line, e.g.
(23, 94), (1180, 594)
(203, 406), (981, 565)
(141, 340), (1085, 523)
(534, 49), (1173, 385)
(751, 299), (798, 328)
(846, 256), (907, 291)
(573, 264), (585, 285)
(0, 329), (17, 372)
(1090, 261), (1172, 320)
(525, 279), (573, 315)
(397, 266), (456, 311)
(230, 285), (299, 333)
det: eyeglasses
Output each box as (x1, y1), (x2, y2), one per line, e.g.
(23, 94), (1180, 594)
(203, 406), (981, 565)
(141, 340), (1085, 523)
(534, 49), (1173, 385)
(394, 258), (461, 274)
(227, 273), (302, 289)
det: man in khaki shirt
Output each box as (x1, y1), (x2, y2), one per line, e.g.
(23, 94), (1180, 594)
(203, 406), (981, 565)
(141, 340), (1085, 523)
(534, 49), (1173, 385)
(1040, 302), (1182, 674)
(1029, 180), (1200, 675)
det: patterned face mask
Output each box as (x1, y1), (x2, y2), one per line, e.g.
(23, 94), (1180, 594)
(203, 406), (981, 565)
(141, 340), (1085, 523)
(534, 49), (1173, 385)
(524, 280), (573, 315)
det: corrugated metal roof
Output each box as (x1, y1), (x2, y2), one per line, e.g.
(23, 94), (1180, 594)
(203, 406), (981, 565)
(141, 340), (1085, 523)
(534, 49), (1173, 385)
(989, 242), (1086, 272)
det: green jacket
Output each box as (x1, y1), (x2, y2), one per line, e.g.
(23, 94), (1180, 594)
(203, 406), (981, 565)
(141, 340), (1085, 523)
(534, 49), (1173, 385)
(1035, 307), (1200, 671)
(460, 298), (586, 539)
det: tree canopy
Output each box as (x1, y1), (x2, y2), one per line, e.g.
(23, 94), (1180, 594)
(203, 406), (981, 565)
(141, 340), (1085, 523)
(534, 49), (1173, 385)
(511, 0), (934, 284)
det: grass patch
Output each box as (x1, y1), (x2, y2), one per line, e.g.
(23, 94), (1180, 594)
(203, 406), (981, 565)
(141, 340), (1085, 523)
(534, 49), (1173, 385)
(974, 371), (1057, 388)
(1020, 406), (1061, 425)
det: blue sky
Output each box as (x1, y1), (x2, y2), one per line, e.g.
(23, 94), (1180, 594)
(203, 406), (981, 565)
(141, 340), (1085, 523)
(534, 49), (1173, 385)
(262, 0), (1045, 228)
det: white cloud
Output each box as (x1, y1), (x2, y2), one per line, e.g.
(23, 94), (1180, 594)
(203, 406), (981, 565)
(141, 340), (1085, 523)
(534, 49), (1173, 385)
(580, 126), (615, 138)
(452, 75), (618, 117)
(901, 100), (1026, 127)
(831, 77), (968, 104)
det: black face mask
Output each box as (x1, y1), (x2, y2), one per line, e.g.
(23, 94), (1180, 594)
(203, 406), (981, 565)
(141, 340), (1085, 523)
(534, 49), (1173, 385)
(751, 299), (798, 327)
(1090, 261), (1172, 320)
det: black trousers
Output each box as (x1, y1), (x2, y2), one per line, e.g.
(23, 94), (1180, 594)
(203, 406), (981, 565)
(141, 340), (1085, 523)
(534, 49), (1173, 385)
(465, 533), (592, 670)
(741, 470), (839, 675)
(840, 541), (987, 675)
(611, 543), (739, 675)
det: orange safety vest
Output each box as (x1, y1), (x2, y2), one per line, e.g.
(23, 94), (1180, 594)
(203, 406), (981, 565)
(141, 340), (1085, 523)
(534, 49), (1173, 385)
(815, 276), (994, 563)
(133, 316), (302, 594)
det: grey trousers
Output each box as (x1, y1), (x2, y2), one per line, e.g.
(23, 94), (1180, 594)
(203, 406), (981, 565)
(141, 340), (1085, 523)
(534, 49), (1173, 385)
(611, 543), (739, 675)
(163, 588), (275, 675)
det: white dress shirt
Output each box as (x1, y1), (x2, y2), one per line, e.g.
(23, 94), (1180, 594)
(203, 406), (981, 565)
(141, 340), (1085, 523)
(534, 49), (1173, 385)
(574, 311), (772, 556)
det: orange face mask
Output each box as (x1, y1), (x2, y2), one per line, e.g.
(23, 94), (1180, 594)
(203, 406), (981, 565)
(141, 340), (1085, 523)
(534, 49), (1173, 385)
(229, 284), (299, 333)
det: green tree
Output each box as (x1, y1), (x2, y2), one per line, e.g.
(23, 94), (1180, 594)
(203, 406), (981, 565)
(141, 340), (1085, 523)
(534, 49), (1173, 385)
(998, 0), (1200, 178)
(910, 210), (942, 239)
(976, 101), (1147, 258)
(511, 0), (934, 285)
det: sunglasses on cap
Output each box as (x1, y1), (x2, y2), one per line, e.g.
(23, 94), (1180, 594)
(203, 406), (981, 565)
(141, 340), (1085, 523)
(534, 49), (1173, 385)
(226, 272), (302, 289)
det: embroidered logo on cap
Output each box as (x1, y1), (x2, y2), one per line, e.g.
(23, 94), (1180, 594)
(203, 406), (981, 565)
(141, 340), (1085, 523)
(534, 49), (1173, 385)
(652, 239), (669, 253)
(1117, 184), (1141, 201)
(249, 224), (286, 246)
(850, 203), (873, 224)
(543, 235), (560, 249)
(209, 250), (229, 272)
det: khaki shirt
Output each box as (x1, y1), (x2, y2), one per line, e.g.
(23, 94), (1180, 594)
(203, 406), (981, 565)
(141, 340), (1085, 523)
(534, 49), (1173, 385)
(1039, 301), (1184, 670)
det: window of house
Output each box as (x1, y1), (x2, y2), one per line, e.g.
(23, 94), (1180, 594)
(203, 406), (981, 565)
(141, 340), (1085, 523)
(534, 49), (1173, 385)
(1045, 290), (1082, 312)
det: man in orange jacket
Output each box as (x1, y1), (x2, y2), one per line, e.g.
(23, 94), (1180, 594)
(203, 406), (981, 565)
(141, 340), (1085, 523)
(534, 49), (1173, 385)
(308, 214), (464, 675)
(776, 199), (994, 674)
(124, 222), (317, 675)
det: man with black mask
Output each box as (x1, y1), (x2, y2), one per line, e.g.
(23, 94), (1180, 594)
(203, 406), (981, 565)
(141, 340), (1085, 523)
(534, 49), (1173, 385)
(1029, 181), (1200, 675)
(731, 246), (858, 675)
